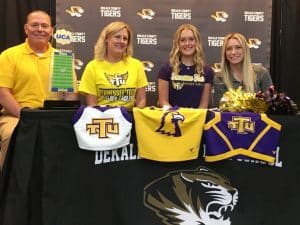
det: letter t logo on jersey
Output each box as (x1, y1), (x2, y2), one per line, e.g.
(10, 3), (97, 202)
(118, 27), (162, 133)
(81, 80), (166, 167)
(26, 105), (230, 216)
(227, 116), (255, 134)
(86, 118), (119, 138)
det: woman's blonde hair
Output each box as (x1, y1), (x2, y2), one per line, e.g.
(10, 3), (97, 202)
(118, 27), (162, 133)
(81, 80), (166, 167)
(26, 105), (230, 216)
(94, 21), (133, 61)
(169, 23), (205, 76)
(220, 32), (256, 92)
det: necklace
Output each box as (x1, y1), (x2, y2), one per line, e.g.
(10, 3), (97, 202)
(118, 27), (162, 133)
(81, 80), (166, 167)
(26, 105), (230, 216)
(184, 64), (193, 70)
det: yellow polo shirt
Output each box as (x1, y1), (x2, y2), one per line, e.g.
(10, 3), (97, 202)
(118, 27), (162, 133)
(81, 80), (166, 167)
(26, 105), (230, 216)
(0, 39), (78, 110)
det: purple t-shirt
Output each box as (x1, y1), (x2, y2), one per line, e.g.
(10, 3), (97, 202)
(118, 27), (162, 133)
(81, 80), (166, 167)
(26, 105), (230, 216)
(158, 62), (214, 108)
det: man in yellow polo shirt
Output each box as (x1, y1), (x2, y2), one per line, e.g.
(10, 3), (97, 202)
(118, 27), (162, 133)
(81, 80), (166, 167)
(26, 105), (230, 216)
(0, 10), (77, 169)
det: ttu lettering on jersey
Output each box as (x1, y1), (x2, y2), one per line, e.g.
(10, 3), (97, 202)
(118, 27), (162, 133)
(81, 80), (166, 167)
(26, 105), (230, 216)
(72, 105), (132, 151)
(203, 111), (281, 163)
(133, 106), (207, 162)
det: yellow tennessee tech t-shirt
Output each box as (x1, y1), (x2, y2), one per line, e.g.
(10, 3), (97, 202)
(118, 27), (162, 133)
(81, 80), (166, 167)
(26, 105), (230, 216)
(79, 57), (148, 109)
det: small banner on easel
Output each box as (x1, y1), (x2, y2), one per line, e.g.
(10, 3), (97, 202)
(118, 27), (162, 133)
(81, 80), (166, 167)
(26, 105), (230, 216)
(50, 51), (74, 92)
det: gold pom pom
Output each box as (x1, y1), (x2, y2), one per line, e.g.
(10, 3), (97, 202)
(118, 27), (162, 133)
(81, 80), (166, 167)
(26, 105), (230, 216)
(219, 87), (268, 113)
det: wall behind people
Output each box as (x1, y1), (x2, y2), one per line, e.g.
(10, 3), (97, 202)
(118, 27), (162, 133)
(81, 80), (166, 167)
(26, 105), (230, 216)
(55, 0), (272, 106)
(1, 0), (300, 107)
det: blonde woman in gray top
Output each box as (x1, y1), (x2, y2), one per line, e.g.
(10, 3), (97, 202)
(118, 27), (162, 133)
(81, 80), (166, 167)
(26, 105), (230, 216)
(212, 33), (273, 107)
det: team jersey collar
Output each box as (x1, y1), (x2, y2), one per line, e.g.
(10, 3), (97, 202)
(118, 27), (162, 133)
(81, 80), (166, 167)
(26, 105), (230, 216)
(24, 38), (54, 57)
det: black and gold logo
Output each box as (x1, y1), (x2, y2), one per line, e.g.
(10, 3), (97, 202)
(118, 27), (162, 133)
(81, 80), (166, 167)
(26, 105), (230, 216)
(211, 11), (229, 22)
(74, 58), (84, 70)
(144, 167), (238, 224)
(228, 116), (255, 134)
(142, 60), (154, 72)
(86, 118), (119, 138)
(247, 38), (261, 49)
(65, 6), (84, 17)
(212, 63), (222, 73)
(137, 8), (155, 20)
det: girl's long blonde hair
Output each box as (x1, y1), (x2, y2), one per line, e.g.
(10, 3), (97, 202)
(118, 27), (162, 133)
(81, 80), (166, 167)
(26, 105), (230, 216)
(94, 21), (133, 61)
(220, 33), (256, 92)
(169, 23), (205, 76)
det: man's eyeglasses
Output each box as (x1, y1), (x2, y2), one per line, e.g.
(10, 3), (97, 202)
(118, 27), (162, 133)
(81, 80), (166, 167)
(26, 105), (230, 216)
(28, 23), (51, 30)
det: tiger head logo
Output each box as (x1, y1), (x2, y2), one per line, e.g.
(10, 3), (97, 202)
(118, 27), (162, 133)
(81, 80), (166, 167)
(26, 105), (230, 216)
(156, 110), (185, 137)
(247, 38), (262, 49)
(144, 167), (238, 225)
(74, 58), (84, 70)
(212, 63), (222, 73)
(142, 60), (154, 72)
(65, 6), (85, 17)
(211, 11), (229, 22)
(137, 8), (156, 20)
(105, 72), (128, 87)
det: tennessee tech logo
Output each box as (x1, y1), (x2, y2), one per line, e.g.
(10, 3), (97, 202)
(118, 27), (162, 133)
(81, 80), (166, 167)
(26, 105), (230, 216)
(247, 38), (261, 49)
(156, 110), (185, 137)
(137, 8), (155, 20)
(144, 167), (238, 225)
(211, 11), (229, 22)
(105, 72), (128, 87)
(65, 6), (84, 17)
(228, 116), (255, 134)
(86, 118), (119, 138)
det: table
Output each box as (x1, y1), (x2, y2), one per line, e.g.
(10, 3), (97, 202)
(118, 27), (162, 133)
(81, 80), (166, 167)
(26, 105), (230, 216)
(1, 109), (300, 225)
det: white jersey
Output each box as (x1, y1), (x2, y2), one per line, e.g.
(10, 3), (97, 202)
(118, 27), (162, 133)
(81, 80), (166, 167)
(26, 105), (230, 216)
(73, 106), (132, 151)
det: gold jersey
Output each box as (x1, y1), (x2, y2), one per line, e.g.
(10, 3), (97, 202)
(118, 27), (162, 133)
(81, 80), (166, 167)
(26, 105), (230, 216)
(133, 107), (207, 162)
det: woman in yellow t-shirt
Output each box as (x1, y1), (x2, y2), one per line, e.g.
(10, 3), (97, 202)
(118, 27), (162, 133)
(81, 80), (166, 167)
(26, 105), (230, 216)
(79, 21), (148, 110)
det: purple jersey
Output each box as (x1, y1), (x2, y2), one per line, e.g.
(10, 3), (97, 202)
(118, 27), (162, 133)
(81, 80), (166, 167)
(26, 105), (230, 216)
(158, 63), (214, 108)
(203, 111), (281, 163)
